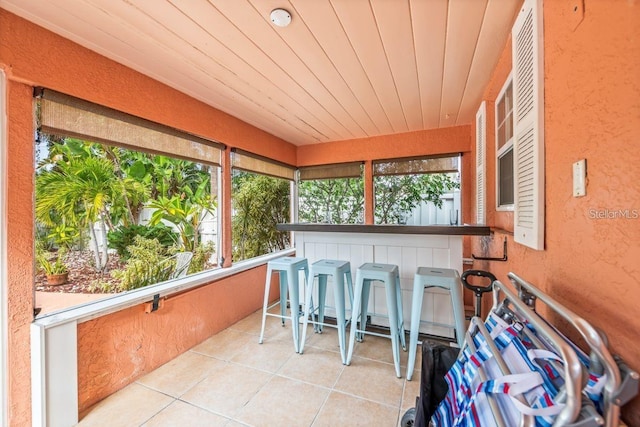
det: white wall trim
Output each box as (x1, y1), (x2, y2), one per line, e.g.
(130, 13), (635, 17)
(0, 68), (9, 427)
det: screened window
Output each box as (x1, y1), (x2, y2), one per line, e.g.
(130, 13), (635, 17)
(496, 76), (515, 209)
(298, 162), (364, 224)
(373, 155), (461, 225)
(34, 89), (221, 314)
(231, 150), (293, 262)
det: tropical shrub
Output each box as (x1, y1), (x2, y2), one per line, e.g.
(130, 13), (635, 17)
(107, 223), (178, 259)
(112, 236), (173, 291)
(147, 179), (216, 253)
(232, 173), (290, 261)
(36, 247), (69, 276)
(188, 241), (215, 274)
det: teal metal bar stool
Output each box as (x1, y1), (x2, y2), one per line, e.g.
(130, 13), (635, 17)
(406, 267), (466, 381)
(258, 256), (309, 353)
(346, 262), (406, 378)
(299, 259), (354, 364)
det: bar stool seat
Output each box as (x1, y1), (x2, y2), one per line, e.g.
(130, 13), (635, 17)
(346, 262), (406, 378)
(299, 259), (354, 364)
(406, 267), (466, 381)
(258, 256), (309, 353)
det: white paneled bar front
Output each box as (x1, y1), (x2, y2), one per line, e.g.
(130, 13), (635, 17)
(282, 224), (490, 339)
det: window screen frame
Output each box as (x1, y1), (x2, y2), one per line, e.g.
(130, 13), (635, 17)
(495, 74), (515, 211)
(33, 88), (224, 310)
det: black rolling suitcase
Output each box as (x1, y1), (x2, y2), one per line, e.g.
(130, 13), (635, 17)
(401, 342), (459, 427)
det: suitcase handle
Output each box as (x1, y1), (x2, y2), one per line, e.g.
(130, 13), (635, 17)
(461, 270), (496, 317)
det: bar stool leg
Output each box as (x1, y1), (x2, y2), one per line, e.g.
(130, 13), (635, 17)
(279, 272), (288, 326)
(333, 272), (347, 364)
(406, 280), (425, 380)
(259, 264), (274, 344)
(345, 270), (354, 308)
(358, 279), (372, 342)
(317, 274), (327, 333)
(395, 275), (406, 350)
(384, 277), (402, 378)
(287, 269), (301, 353)
(346, 269), (364, 366)
(299, 269), (315, 355)
(449, 279), (466, 348)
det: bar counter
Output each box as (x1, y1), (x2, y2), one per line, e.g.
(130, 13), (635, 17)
(278, 223), (488, 338)
(277, 223), (490, 236)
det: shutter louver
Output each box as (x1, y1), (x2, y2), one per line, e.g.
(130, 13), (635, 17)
(512, 0), (544, 250)
(476, 102), (486, 224)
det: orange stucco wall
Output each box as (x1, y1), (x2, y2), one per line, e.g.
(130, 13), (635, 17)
(296, 125), (471, 166)
(5, 79), (34, 427)
(470, 1), (640, 422)
(77, 266), (274, 414)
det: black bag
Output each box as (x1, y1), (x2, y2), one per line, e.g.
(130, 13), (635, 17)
(414, 342), (460, 426)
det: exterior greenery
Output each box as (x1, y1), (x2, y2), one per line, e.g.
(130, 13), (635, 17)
(298, 178), (364, 224)
(111, 236), (174, 291)
(231, 171), (290, 261)
(298, 173), (459, 225)
(35, 136), (217, 290)
(374, 173), (460, 224)
(35, 135), (458, 291)
(107, 224), (178, 259)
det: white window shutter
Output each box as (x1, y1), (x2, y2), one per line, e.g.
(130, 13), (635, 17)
(475, 101), (486, 224)
(512, 0), (544, 250)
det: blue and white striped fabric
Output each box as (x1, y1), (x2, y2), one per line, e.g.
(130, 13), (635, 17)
(500, 311), (609, 414)
(432, 314), (565, 426)
(529, 316), (608, 413)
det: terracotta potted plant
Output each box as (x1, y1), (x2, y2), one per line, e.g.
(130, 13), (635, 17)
(37, 248), (69, 286)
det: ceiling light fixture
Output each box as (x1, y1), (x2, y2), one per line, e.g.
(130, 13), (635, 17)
(270, 8), (291, 27)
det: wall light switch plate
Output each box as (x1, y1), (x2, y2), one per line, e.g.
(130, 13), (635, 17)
(573, 159), (586, 197)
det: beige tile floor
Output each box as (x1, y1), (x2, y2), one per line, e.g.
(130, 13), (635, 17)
(78, 309), (450, 427)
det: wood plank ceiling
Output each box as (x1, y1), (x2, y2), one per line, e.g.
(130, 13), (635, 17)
(2, 0), (520, 146)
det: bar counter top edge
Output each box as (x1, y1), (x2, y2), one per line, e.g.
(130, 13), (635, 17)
(276, 223), (491, 236)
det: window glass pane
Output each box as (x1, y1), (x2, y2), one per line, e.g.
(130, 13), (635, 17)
(498, 148), (514, 206)
(497, 81), (514, 150)
(231, 170), (290, 261)
(374, 172), (460, 225)
(35, 135), (219, 315)
(497, 97), (506, 125)
(505, 113), (513, 142)
(505, 83), (513, 114)
(497, 123), (506, 150)
(298, 177), (364, 224)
